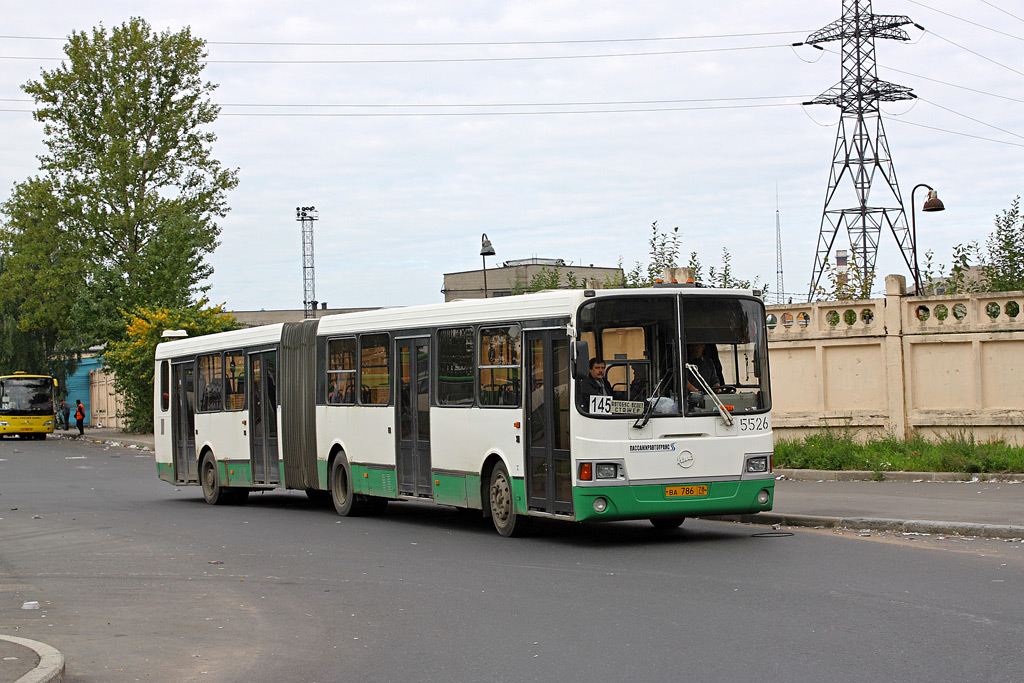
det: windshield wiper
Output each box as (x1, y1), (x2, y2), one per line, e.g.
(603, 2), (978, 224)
(632, 372), (671, 430)
(685, 363), (734, 426)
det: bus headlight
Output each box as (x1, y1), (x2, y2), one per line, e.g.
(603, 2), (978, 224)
(593, 497), (608, 513)
(746, 456), (768, 473)
(44, 420), (54, 426)
(757, 489), (771, 505)
(0, 421), (8, 427)
(596, 463), (617, 479)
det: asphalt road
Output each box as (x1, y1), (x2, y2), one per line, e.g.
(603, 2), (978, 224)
(2, 436), (1023, 683)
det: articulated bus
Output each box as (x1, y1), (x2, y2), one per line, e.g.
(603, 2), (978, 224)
(0, 372), (58, 439)
(154, 286), (774, 536)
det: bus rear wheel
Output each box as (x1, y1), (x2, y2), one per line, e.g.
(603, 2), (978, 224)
(331, 456), (360, 516)
(489, 462), (529, 537)
(650, 517), (685, 530)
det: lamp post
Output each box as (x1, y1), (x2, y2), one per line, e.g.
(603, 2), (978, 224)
(480, 233), (495, 298)
(909, 184), (945, 294)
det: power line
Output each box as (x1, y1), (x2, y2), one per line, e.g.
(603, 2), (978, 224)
(905, 0), (1024, 41)
(0, 101), (804, 117)
(217, 94), (805, 109)
(0, 94), (813, 111)
(887, 117), (1024, 147)
(215, 102), (802, 117)
(0, 30), (810, 47)
(916, 96), (1024, 141)
(924, 29), (1024, 78)
(205, 44), (792, 64)
(978, 0), (1024, 25)
(0, 42), (795, 65)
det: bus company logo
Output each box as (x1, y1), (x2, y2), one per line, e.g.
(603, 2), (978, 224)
(628, 443), (677, 453)
(677, 450), (695, 468)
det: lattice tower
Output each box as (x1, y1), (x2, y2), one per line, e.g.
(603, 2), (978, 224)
(803, 0), (921, 301)
(296, 206), (318, 318)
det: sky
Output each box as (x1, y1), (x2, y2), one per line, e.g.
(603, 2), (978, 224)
(1, 1), (1022, 310)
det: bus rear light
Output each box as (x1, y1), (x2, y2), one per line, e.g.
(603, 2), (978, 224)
(596, 463), (617, 479)
(593, 497), (608, 513)
(579, 463), (593, 481)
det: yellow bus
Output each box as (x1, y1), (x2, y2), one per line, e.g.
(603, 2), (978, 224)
(0, 372), (58, 440)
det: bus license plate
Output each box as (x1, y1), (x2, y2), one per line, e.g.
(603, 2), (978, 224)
(665, 484), (708, 498)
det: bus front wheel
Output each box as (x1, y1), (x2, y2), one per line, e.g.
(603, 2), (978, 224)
(489, 462), (529, 537)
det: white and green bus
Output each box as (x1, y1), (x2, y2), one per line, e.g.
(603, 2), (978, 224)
(154, 285), (774, 536)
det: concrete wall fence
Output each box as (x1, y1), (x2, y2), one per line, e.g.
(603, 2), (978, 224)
(767, 275), (1024, 446)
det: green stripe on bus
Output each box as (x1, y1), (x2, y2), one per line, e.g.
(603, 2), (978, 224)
(351, 464), (398, 498)
(572, 479), (774, 523)
(432, 473), (468, 507)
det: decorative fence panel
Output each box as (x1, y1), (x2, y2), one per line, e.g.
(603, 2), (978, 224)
(767, 276), (1024, 445)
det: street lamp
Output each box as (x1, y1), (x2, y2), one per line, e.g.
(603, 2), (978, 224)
(910, 184), (946, 294)
(480, 233), (496, 298)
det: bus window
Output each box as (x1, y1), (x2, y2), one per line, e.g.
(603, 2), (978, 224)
(576, 296), (679, 416)
(437, 327), (474, 406)
(197, 354), (224, 412)
(160, 361), (170, 412)
(360, 334), (390, 405)
(681, 297), (770, 415)
(327, 338), (357, 405)
(225, 351), (245, 410)
(479, 326), (521, 407)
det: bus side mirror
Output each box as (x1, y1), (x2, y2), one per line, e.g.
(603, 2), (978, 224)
(571, 340), (590, 379)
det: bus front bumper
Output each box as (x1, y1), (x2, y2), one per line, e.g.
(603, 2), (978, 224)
(572, 478), (774, 523)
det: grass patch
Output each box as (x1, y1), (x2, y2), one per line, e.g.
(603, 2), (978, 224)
(774, 431), (1024, 473)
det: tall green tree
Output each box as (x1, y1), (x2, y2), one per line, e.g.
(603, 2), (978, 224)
(982, 196), (1024, 292)
(1, 16), (238, 349)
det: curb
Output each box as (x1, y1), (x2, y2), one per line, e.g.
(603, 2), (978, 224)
(776, 468), (1024, 483)
(713, 512), (1024, 540)
(0, 635), (64, 683)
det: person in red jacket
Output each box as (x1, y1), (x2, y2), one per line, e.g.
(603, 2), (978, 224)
(74, 400), (85, 437)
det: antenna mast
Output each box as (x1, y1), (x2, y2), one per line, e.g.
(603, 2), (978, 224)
(296, 206), (318, 318)
(775, 185), (785, 304)
(802, 0), (921, 301)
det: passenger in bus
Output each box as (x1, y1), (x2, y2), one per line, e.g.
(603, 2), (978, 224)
(685, 344), (721, 392)
(579, 358), (614, 412)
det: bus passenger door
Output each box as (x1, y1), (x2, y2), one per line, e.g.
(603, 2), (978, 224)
(396, 337), (431, 497)
(524, 331), (573, 516)
(249, 351), (280, 486)
(171, 363), (198, 484)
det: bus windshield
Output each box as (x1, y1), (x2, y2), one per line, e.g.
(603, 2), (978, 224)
(576, 294), (770, 418)
(0, 377), (55, 416)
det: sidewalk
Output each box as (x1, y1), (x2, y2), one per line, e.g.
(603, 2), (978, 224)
(0, 635), (64, 683)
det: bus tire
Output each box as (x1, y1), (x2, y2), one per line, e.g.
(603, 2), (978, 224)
(201, 453), (230, 506)
(488, 462), (529, 537)
(331, 456), (360, 517)
(650, 517), (685, 530)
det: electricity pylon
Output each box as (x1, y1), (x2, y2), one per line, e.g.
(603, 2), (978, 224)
(802, 0), (921, 301)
